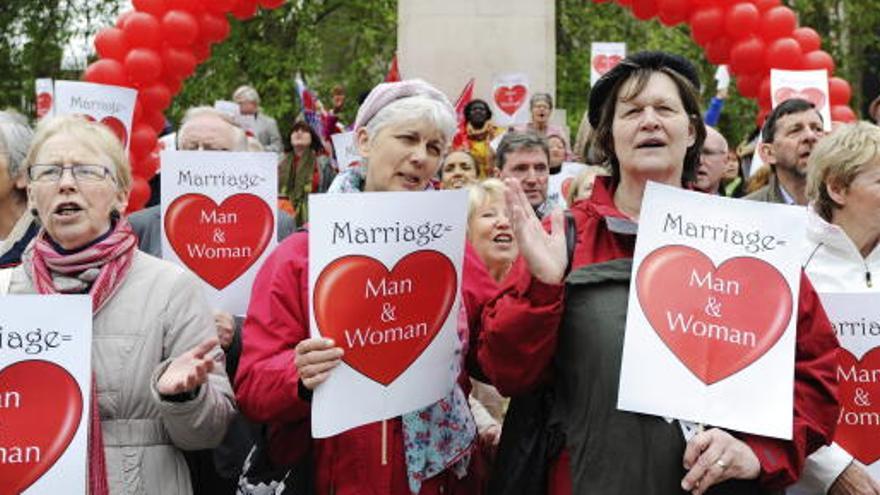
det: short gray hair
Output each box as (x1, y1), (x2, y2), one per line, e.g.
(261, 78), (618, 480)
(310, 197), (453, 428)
(530, 93), (553, 109)
(363, 95), (458, 147)
(179, 106), (248, 151)
(0, 110), (34, 180)
(495, 131), (550, 170)
(233, 85), (260, 105)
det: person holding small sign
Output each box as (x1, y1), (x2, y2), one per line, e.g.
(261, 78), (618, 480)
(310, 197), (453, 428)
(5, 115), (235, 494)
(236, 80), (493, 495)
(479, 52), (840, 494)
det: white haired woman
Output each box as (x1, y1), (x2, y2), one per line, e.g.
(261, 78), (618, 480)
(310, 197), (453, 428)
(236, 80), (487, 495)
(0, 110), (37, 267)
(3, 115), (235, 495)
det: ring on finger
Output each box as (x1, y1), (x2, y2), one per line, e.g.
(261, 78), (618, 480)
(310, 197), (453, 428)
(715, 458), (727, 469)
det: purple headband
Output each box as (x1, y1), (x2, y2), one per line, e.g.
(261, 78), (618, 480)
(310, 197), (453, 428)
(354, 79), (455, 130)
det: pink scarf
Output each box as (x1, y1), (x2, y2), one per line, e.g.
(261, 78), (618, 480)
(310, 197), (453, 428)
(26, 218), (138, 495)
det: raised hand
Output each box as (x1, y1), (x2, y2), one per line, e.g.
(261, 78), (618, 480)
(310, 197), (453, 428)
(295, 337), (344, 390)
(680, 428), (760, 494)
(157, 337), (219, 396)
(503, 178), (568, 285)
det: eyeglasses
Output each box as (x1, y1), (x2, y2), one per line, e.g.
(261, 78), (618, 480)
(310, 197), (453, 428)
(28, 163), (115, 183)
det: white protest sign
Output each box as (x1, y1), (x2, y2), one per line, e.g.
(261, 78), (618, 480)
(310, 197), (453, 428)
(213, 100), (240, 118)
(53, 81), (137, 152)
(158, 132), (176, 152)
(618, 182), (805, 439)
(591, 42), (626, 87)
(330, 131), (361, 171)
(816, 292), (880, 476)
(0, 295), (91, 494)
(491, 73), (530, 127)
(35, 79), (54, 119)
(771, 69), (832, 131)
(160, 151), (278, 316)
(547, 162), (586, 208)
(308, 190), (468, 437)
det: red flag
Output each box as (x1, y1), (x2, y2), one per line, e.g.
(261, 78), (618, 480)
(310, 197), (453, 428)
(452, 78), (475, 149)
(385, 54), (401, 82)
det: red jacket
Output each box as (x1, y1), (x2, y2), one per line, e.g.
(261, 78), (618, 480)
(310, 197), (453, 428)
(478, 180), (840, 493)
(235, 231), (497, 495)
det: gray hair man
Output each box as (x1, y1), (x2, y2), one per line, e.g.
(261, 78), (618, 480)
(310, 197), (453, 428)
(695, 126), (729, 195)
(232, 84), (283, 153)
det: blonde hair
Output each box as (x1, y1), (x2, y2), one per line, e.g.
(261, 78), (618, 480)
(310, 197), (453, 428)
(466, 178), (506, 221)
(807, 121), (880, 220)
(565, 166), (610, 206)
(232, 85), (260, 104)
(25, 114), (132, 191)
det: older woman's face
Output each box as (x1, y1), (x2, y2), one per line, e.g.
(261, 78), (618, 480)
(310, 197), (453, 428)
(441, 151), (477, 189)
(611, 72), (695, 181)
(548, 137), (566, 167)
(468, 195), (517, 279)
(358, 119), (446, 192)
(531, 100), (551, 125)
(830, 157), (880, 233)
(27, 132), (126, 250)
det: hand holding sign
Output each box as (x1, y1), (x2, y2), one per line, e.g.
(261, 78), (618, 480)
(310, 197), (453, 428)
(295, 338), (344, 390)
(680, 428), (760, 494)
(157, 337), (218, 396)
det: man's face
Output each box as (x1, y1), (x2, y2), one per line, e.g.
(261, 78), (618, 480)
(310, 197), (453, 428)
(762, 109), (824, 179)
(695, 127), (728, 194)
(332, 93), (345, 110)
(500, 148), (549, 208)
(237, 99), (258, 116)
(178, 116), (238, 151)
(467, 103), (489, 127)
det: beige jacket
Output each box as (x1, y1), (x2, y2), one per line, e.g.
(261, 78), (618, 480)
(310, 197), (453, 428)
(8, 251), (236, 495)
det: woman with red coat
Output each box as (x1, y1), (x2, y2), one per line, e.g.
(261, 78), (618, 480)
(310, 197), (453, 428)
(479, 52), (840, 494)
(235, 79), (498, 495)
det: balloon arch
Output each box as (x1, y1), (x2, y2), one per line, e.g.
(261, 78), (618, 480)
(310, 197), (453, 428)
(82, 0), (856, 211)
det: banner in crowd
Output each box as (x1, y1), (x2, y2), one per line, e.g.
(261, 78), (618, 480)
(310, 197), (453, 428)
(491, 73), (530, 127)
(330, 131), (361, 171)
(771, 69), (832, 131)
(53, 81), (137, 151)
(160, 151), (278, 315)
(308, 190), (468, 437)
(618, 182), (805, 439)
(817, 292), (880, 476)
(0, 295), (91, 494)
(590, 42), (626, 87)
(34, 79), (54, 119)
(547, 162), (586, 208)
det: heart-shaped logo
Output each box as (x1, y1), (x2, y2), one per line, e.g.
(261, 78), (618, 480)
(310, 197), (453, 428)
(834, 347), (880, 465)
(593, 54), (623, 75)
(82, 114), (129, 148)
(164, 193), (273, 289)
(0, 360), (83, 494)
(774, 86), (827, 110)
(636, 245), (793, 385)
(493, 85), (528, 116)
(313, 250), (457, 386)
(36, 92), (53, 119)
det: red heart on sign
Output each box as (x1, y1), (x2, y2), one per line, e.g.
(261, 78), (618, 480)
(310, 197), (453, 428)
(493, 85), (528, 116)
(834, 347), (880, 465)
(774, 86), (827, 110)
(313, 251), (457, 386)
(164, 193), (273, 289)
(36, 92), (53, 119)
(0, 360), (83, 494)
(81, 114), (129, 147)
(636, 245), (793, 385)
(593, 54), (623, 76)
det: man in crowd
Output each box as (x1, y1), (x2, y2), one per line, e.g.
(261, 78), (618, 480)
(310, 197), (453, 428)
(233, 84), (283, 153)
(694, 125), (729, 195)
(746, 98), (824, 205)
(496, 131), (555, 218)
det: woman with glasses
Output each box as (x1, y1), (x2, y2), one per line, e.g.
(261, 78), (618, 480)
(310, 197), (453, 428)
(3, 115), (235, 495)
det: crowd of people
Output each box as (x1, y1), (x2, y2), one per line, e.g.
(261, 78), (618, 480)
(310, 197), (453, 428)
(1, 49), (879, 495)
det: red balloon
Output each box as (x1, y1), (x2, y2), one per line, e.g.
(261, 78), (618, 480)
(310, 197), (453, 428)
(116, 10), (134, 28)
(258, 0), (286, 8)
(830, 105), (857, 123)
(758, 75), (772, 107)
(122, 12), (162, 49)
(198, 12), (231, 43)
(140, 83), (172, 111)
(792, 27), (821, 53)
(617, 0), (633, 6)
(132, 0), (167, 17)
(174, 0), (206, 13)
(206, 0), (238, 14)
(729, 36), (765, 75)
(689, 7), (725, 46)
(126, 176), (151, 213)
(828, 77), (852, 106)
(161, 46), (197, 79)
(631, 0), (659, 20)
(765, 37), (803, 70)
(124, 48), (163, 85)
(760, 6), (797, 41)
(94, 27), (129, 62)
(162, 10), (200, 47)
(753, 0), (780, 11)
(83, 59), (128, 87)
(192, 42), (212, 63)
(132, 152), (160, 178)
(657, 0), (690, 26)
(143, 110), (167, 134)
(724, 3), (760, 40)
(802, 50), (835, 75)
(130, 124), (158, 160)
(231, 0), (259, 20)
(705, 37), (733, 65)
(756, 107), (770, 128)
(735, 73), (762, 98)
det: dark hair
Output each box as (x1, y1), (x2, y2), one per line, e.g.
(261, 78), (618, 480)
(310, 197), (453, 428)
(290, 120), (325, 154)
(495, 131), (550, 170)
(464, 99), (492, 123)
(761, 98), (823, 144)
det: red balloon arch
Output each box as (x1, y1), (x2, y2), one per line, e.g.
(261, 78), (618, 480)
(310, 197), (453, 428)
(83, 0), (856, 211)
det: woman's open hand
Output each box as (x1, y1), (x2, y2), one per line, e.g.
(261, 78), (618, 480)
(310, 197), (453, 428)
(295, 338), (344, 390)
(157, 337), (218, 396)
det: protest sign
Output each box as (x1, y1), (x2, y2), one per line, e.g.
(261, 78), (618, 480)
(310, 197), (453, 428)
(330, 131), (361, 171)
(618, 182), (805, 439)
(771, 69), (832, 131)
(53, 81), (136, 151)
(34, 79), (54, 119)
(547, 162), (586, 207)
(160, 151), (278, 315)
(591, 42), (626, 86)
(308, 190), (468, 437)
(491, 73), (530, 127)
